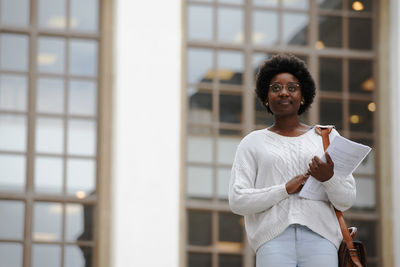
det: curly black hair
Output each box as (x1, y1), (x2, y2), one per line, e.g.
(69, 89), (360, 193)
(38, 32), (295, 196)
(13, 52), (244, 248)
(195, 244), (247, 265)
(255, 53), (316, 115)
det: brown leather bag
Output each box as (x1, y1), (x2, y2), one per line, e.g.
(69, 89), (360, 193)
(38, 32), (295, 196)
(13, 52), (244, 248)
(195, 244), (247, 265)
(317, 126), (367, 267)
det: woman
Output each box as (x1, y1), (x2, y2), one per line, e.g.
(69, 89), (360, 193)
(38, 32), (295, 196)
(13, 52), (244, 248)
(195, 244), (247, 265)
(229, 54), (356, 267)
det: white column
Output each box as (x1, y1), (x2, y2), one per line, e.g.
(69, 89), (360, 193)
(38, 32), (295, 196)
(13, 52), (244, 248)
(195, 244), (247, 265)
(112, 1), (182, 267)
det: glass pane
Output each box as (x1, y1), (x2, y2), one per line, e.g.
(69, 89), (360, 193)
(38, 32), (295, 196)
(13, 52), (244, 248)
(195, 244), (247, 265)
(217, 168), (230, 199)
(35, 117), (64, 154)
(217, 51), (243, 85)
(219, 93), (242, 123)
(217, 135), (240, 164)
(253, 0), (278, 7)
(219, 212), (242, 242)
(346, 220), (376, 257)
(0, 154), (25, 192)
(187, 48), (213, 84)
(218, 8), (243, 43)
(188, 210), (212, 245)
(0, 74), (27, 111)
(255, 98), (274, 126)
(283, 0), (308, 9)
(66, 159), (96, 197)
(219, 0), (243, 4)
(187, 166), (213, 199)
(188, 88), (212, 123)
(187, 5), (213, 41)
(1, 0), (29, 26)
(318, 0), (341, 9)
(69, 39), (98, 77)
(283, 13), (308, 45)
(348, 0), (372, 12)
(353, 177), (375, 209)
(34, 156), (63, 194)
(349, 101), (373, 132)
(349, 59), (374, 94)
(188, 253), (211, 267)
(38, 37), (66, 74)
(253, 53), (272, 80)
(67, 119), (97, 156)
(187, 130), (213, 163)
(38, 0), (66, 29)
(0, 243), (23, 267)
(0, 33), (28, 71)
(69, 80), (97, 116)
(319, 16), (342, 48)
(320, 99), (343, 130)
(33, 202), (62, 241)
(0, 114), (26, 151)
(32, 244), (61, 267)
(349, 18), (372, 50)
(319, 58), (342, 92)
(253, 11), (278, 45)
(353, 149), (374, 175)
(66, 204), (93, 241)
(37, 78), (64, 113)
(0, 201), (24, 239)
(70, 0), (98, 32)
(219, 254), (242, 267)
(65, 245), (92, 267)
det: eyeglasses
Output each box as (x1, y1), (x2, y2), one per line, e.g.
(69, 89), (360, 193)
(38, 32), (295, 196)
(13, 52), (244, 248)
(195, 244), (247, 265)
(269, 82), (300, 93)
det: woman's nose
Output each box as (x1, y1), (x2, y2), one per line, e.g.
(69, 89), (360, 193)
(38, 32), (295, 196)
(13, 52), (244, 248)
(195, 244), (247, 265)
(278, 87), (290, 96)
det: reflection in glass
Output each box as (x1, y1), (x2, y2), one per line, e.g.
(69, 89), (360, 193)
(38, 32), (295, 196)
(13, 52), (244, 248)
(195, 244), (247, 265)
(219, 93), (242, 123)
(0, 201), (24, 239)
(219, 0), (243, 4)
(35, 117), (64, 154)
(349, 101), (373, 132)
(37, 78), (64, 113)
(66, 204), (93, 241)
(217, 51), (243, 84)
(0, 74), (27, 111)
(283, 13), (308, 46)
(187, 166), (213, 199)
(65, 245), (92, 267)
(253, 53), (272, 80)
(0, 33), (28, 71)
(33, 202), (62, 241)
(319, 16), (342, 48)
(217, 136), (240, 164)
(38, 0), (66, 29)
(283, 0), (308, 9)
(218, 8), (243, 43)
(348, 0), (372, 12)
(66, 159), (96, 196)
(217, 168), (230, 199)
(188, 5), (213, 41)
(188, 89), (212, 123)
(252, 0), (278, 7)
(319, 58), (342, 92)
(0, 114), (26, 151)
(0, 243), (23, 267)
(67, 119), (97, 156)
(69, 39), (98, 76)
(1, 0), (29, 26)
(33, 244), (61, 267)
(320, 99), (343, 130)
(253, 11), (278, 45)
(69, 80), (97, 116)
(38, 37), (65, 74)
(353, 177), (375, 209)
(187, 131), (213, 163)
(187, 48), (213, 84)
(188, 253), (211, 267)
(318, 0), (342, 9)
(349, 18), (372, 50)
(255, 98), (274, 126)
(70, 0), (98, 32)
(219, 254), (242, 267)
(349, 59), (373, 94)
(219, 212), (242, 242)
(35, 156), (63, 194)
(0, 154), (25, 192)
(188, 210), (212, 245)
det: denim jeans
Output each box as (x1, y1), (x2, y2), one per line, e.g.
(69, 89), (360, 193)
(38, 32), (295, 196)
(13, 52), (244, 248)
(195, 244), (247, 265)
(256, 224), (338, 267)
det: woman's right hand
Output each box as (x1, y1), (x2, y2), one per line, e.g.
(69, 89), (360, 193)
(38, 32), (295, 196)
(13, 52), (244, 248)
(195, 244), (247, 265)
(285, 174), (309, 194)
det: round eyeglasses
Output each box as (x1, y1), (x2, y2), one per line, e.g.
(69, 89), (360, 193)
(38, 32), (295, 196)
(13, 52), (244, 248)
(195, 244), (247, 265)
(269, 82), (300, 93)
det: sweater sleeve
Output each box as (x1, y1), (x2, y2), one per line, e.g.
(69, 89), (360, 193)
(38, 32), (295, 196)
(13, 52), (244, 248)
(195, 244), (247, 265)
(228, 135), (290, 216)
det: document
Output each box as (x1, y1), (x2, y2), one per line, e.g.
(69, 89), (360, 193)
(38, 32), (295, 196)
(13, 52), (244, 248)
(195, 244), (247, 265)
(299, 135), (371, 201)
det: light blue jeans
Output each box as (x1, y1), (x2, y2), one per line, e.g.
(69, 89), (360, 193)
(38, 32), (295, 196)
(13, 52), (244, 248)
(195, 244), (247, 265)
(256, 224), (338, 267)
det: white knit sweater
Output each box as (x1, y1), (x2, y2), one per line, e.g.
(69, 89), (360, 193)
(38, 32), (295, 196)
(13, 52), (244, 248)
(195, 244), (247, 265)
(229, 127), (356, 252)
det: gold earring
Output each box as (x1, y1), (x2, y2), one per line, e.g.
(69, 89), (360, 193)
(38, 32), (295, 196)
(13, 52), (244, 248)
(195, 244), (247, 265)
(301, 100), (304, 105)
(265, 102), (269, 106)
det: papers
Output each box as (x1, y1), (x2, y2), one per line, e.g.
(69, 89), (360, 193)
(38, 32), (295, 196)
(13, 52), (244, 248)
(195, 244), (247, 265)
(299, 135), (371, 201)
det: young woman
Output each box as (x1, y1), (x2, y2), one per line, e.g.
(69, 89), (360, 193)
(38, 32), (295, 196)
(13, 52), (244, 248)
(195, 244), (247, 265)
(229, 54), (356, 267)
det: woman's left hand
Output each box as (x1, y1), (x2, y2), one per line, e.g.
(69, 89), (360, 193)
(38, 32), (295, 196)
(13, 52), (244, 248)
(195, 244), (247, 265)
(307, 152), (334, 182)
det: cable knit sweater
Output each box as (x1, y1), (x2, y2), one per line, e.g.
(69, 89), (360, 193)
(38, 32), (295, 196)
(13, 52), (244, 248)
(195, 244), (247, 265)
(229, 126), (356, 252)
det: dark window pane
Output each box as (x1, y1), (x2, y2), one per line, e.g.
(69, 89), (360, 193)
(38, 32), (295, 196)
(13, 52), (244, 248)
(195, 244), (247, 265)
(188, 210), (212, 246)
(188, 89), (212, 123)
(320, 99), (343, 130)
(349, 59), (374, 95)
(349, 101), (373, 132)
(255, 97), (273, 126)
(219, 212), (243, 242)
(318, 0), (342, 9)
(346, 220), (376, 257)
(188, 253), (211, 267)
(349, 18), (372, 50)
(220, 93), (242, 123)
(283, 13), (309, 46)
(319, 58), (342, 92)
(319, 16), (342, 48)
(66, 204), (93, 241)
(219, 254), (242, 267)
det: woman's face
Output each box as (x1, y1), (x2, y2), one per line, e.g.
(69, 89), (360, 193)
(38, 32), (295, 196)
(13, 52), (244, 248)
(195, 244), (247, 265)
(267, 72), (304, 116)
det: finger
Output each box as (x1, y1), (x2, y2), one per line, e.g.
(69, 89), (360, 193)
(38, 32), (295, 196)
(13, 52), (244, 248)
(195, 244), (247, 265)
(325, 152), (334, 165)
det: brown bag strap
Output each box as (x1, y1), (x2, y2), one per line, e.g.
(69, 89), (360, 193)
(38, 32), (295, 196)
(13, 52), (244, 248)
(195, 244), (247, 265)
(317, 126), (363, 267)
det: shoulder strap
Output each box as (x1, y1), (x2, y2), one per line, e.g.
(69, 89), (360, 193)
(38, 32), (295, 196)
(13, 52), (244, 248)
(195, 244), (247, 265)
(316, 126), (363, 267)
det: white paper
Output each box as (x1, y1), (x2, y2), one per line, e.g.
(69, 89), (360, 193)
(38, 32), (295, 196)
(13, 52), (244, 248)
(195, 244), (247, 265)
(299, 135), (371, 201)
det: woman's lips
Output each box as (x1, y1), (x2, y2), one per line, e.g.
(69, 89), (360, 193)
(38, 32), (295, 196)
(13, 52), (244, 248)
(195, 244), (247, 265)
(279, 100), (291, 105)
